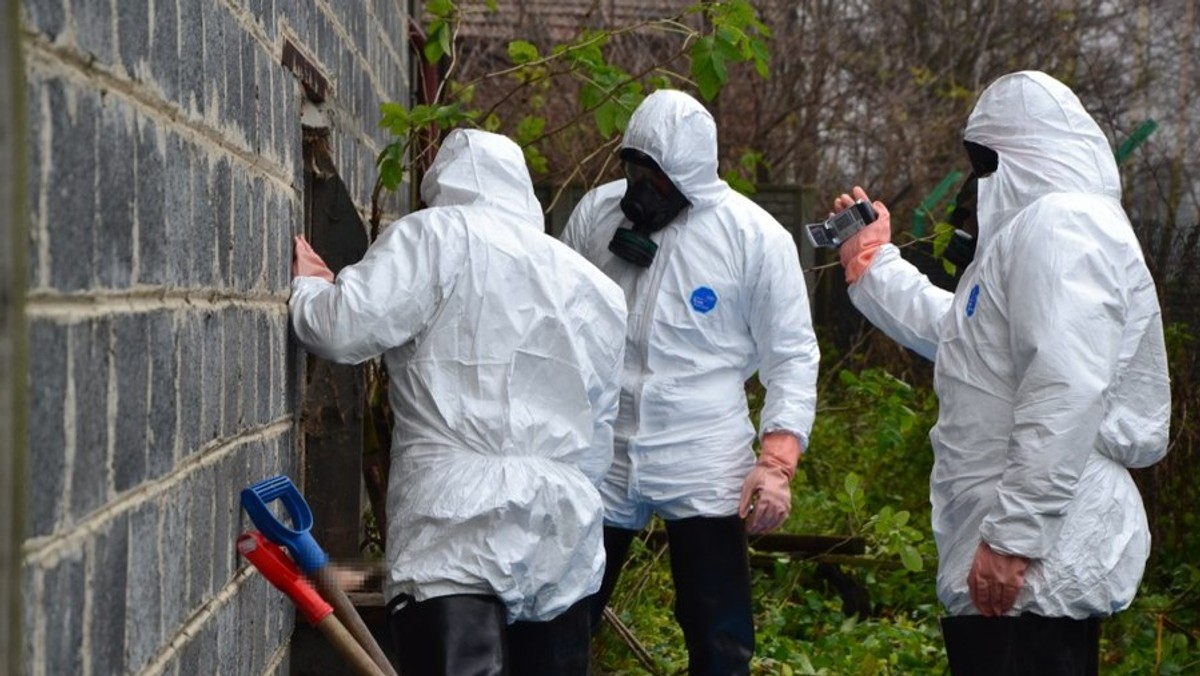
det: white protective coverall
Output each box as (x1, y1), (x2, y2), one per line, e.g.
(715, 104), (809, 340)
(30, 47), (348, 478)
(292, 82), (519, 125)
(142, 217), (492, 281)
(562, 90), (820, 528)
(848, 71), (1170, 618)
(290, 129), (627, 623)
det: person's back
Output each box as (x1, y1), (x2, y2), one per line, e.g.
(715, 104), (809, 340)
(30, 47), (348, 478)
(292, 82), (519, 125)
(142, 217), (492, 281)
(290, 129), (626, 675)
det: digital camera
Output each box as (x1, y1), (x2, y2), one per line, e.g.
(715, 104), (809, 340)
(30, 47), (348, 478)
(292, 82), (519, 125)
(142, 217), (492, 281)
(804, 200), (878, 249)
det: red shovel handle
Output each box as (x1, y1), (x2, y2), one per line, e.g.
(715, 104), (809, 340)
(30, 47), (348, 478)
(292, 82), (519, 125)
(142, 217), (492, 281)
(237, 531), (332, 626)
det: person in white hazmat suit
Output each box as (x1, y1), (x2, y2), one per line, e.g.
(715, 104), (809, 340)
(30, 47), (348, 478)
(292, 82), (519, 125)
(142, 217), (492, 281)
(289, 129), (627, 676)
(831, 71), (1170, 675)
(562, 89), (820, 674)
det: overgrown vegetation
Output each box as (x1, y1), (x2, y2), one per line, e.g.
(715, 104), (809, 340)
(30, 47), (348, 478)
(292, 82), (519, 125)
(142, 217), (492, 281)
(592, 352), (1199, 674)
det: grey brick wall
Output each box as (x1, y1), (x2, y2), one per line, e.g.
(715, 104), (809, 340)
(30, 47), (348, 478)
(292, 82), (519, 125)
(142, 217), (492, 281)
(18, 1), (409, 674)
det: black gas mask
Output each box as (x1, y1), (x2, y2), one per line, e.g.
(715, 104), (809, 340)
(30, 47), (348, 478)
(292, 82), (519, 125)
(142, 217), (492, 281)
(608, 149), (690, 267)
(944, 172), (979, 269)
(943, 141), (997, 269)
(963, 140), (998, 178)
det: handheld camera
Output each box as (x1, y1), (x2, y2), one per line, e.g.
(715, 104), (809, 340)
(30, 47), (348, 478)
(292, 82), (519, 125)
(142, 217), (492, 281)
(804, 200), (878, 249)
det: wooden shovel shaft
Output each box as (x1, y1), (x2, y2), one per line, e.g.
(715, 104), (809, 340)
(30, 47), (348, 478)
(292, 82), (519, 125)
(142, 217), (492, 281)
(316, 615), (387, 676)
(313, 567), (400, 676)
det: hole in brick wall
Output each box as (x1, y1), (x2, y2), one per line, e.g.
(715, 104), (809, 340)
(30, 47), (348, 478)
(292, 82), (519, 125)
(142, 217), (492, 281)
(298, 116), (372, 562)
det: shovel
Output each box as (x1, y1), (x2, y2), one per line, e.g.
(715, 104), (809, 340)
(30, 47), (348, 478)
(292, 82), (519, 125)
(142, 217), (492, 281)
(237, 532), (384, 676)
(241, 475), (399, 676)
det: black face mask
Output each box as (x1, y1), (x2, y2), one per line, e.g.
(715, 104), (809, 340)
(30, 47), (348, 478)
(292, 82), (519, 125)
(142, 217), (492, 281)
(608, 151), (690, 267)
(963, 140), (999, 178)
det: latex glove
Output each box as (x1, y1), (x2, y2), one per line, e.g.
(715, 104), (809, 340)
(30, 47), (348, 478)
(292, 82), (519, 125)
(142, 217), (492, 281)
(832, 186), (891, 285)
(738, 432), (802, 534)
(293, 234), (334, 283)
(968, 540), (1029, 616)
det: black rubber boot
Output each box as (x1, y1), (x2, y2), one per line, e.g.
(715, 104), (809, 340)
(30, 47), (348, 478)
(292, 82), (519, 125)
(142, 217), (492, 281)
(665, 515), (754, 676)
(508, 597), (592, 676)
(588, 526), (638, 633)
(940, 614), (1100, 676)
(387, 593), (508, 676)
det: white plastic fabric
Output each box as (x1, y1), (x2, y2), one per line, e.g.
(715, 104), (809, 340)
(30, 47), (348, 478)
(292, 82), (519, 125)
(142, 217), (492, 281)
(290, 129), (628, 623)
(562, 90), (820, 529)
(849, 71), (1170, 618)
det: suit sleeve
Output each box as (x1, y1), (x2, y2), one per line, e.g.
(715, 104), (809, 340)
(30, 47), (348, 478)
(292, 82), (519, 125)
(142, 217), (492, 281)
(289, 217), (467, 364)
(848, 244), (954, 361)
(749, 225), (820, 448)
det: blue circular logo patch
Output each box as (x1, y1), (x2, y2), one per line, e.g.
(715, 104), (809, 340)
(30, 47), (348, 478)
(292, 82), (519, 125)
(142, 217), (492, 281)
(690, 286), (717, 314)
(965, 284), (980, 317)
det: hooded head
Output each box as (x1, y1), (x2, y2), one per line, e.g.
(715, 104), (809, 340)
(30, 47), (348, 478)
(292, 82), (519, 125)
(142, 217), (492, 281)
(963, 71), (1121, 253)
(620, 90), (726, 208)
(420, 129), (544, 230)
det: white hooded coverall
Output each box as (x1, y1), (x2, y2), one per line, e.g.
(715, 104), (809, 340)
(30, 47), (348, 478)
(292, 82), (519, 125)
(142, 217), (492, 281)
(849, 71), (1170, 618)
(290, 129), (628, 623)
(562, 90), (820, 528)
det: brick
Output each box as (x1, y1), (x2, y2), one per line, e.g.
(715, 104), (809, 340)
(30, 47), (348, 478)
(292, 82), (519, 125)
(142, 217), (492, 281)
(90, 513), (129, 676)
(46, 80), (98, 292)
(136, 116), (167, 285)
(233, 176), (252, 291)
(257, 313), (271, 425)
(215, 595), (239, 676)
(178, 0), (204, 113)
(242, 35), (259, 149)
(284, 317), (299, 415)
(26, 319), (67, 537)
(201, 310), (222, 442)
(74, 0), (115, 64)
(190, 155), (215, 286)
(22, 563), (39, 674)
(26, 77), (44, 291)
(221, 12), (241, 127)
(21, 0), (66, 39)
(177, 313), (202, 455)
(213, 157), (232, 287)
(163, 134), (192, 287)
(96, 97), (136, 289)
(268, 314), (282, 420)
(178, 619), (216, 676)
(211, 456), (235, 587)
(118, 0), (151, 78)
(201, 1), (227, 115)
(113, 313), (150, 492)
(151, 0), (179, 100)
(248, 176), (266, 290)
(222, 309), (241, 437)
(147, 310), (177, 477)
(43, 546), (86, 676)
(160, 480), (188, 634)
(126, 501), (163, 673)
(186, 469), (214, 609)
(70, 318), (110, 520)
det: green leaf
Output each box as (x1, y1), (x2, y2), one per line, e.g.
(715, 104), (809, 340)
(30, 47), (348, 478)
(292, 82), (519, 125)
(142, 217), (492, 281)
(515, 115), (546, 144)
(424, 21), (447, 63)
(508, 40), (539, 65)
(482, 112), (502, 132)
(900, 545), (924, 572)
(594, 101), (620, 137)
(425, 0), (455, 18)
(844, 472), (861, 497)
(691, 36), (727, 101)
(484, 0), (498, 11)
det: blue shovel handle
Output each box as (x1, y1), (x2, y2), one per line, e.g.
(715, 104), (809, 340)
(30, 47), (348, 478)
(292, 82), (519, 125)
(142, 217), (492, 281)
(240, 475), (329, 573)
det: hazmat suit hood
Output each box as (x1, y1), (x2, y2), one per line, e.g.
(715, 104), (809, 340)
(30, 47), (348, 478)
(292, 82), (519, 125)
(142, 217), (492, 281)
(420, 128), (545, 231)
(964, 71), (1122, 253)
(620, 89), (727, 208)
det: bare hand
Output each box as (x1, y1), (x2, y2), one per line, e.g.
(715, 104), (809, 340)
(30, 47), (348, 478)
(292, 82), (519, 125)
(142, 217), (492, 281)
(968, 540), (1029, 616)
(293, 235), (334, 283)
